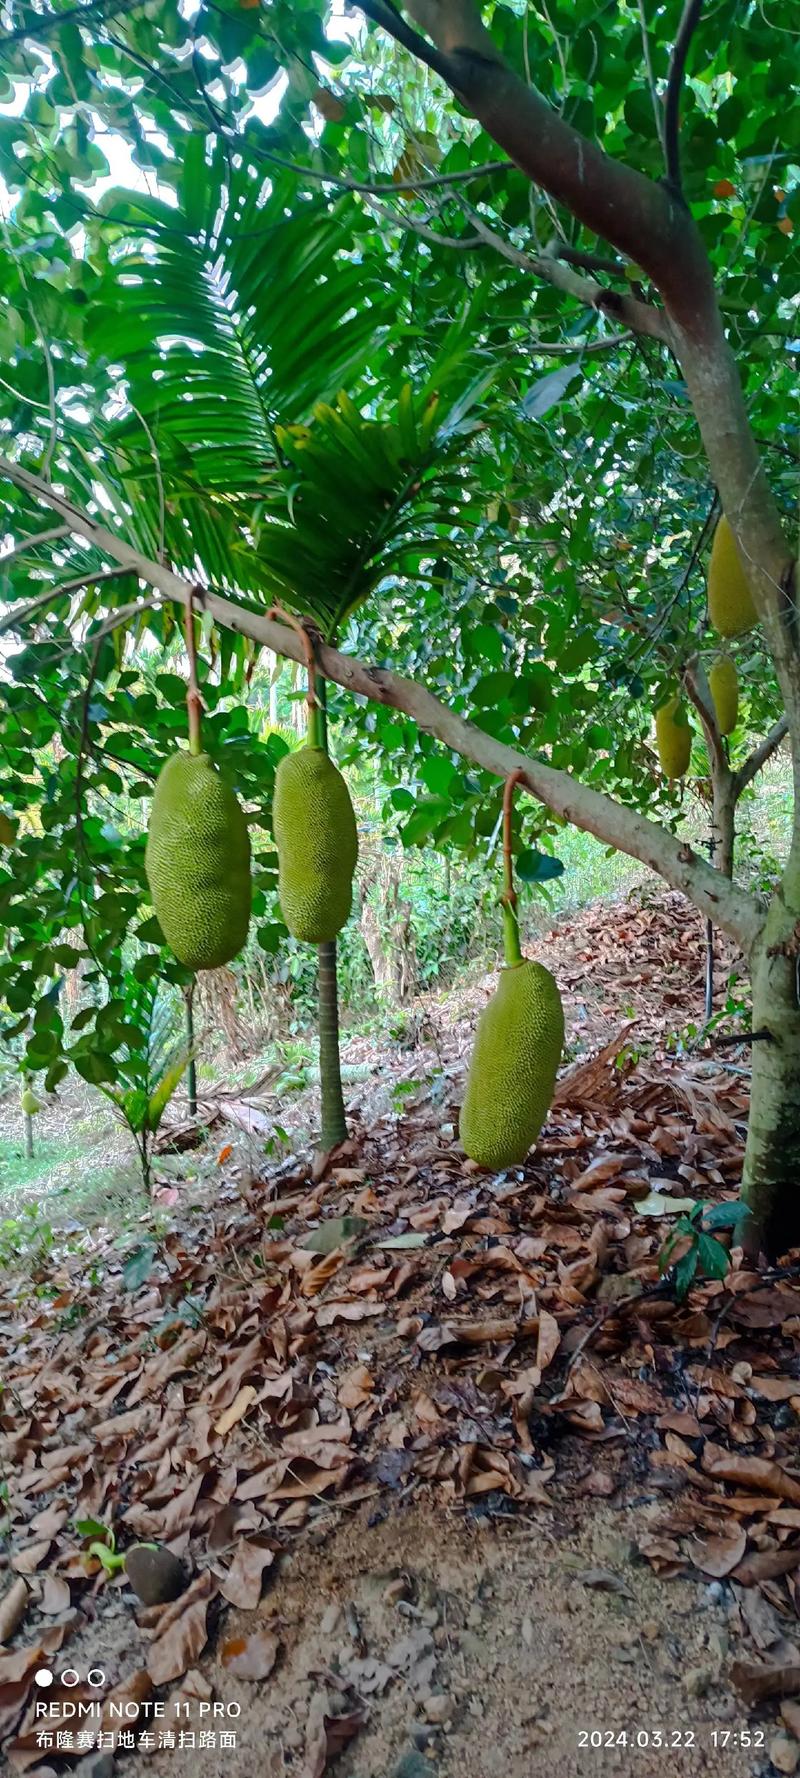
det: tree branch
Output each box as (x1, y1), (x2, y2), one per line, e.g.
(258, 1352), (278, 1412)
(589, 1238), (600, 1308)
(555, 245), (627, 279)
(362, 193), (483, 251)
(684, 655), (728, 783)
(364, 0), (706, 321)
(0, 453), (763, 955)
(1, 0), (137, 45)
(358, 0), (454, 80)
(636, 0), (666, 157)
(359, 0), (798, 746)
(664, 0), (704, 194)
(734, 716), (790, 797)
(0, 569), (128, 637)
(462, 206), (671, 343)
(0, 525), (70, 566)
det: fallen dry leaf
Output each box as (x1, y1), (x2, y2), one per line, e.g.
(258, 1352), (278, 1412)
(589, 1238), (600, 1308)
(702, 1443), (800, 1503)
(732, 1547), (800, 1586)
(221, 1630), (280, 1680)
(0, 1581), (28, 1645)
(146, 1571), (215, 1685)
(301, 1691), (366, 1778)
(732, 1659), (800, 1705)
(689, 1526), (747, 1577)
(219, 1540), (276, 1610)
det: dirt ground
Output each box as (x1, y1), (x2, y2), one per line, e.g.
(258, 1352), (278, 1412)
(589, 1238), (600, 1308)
(29, 1501), (765, 1778)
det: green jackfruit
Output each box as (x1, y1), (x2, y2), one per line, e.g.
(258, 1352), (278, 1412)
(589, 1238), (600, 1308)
(20, 1089), (41, 1115)
(655, 696), (692, 779)
(708, 515), (758, 637)
(460, 960), (564, 1170)
(709, 654), (738, 736)
(145, 751), (251, 971)
(273, 746), (358, 943)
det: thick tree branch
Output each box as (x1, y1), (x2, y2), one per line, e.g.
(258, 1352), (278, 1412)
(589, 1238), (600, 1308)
(664, 0), (704, 194)
(358, 0), (454, 80)
(366, 0), (707, 322)
(359, 0), (798, 751)
(735, 716), (790, 797)
(0, 454), (763, 954)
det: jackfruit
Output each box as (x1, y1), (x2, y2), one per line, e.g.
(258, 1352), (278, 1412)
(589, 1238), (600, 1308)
(20, 1089), (41, 1115)
(460, 960), (564, 1170)
(145, 751), (251, 971)
(273, 746), (358, 943)
(708, 515), (758, 637)
(708, 654), (738, 736)
(0, 812), (16, 847)
(655, 696), (692, 779)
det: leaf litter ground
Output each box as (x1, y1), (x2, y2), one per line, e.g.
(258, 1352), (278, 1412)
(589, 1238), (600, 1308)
(3, 890), (800, 1775)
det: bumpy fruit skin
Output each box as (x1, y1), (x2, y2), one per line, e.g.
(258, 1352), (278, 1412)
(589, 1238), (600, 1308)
(709, 654), (739, 736)
(708, 515), (758, 637)
(145, 751), (251, 970)
(460, 960), (564, 1170)
(273, 747), (358, 943)
(20, 1089), (41, 1115)
(655, 696), (692, 779)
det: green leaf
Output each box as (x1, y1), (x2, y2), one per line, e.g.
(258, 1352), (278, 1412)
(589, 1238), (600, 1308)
(674, 1245), (699, 1301)
(122, 1242), (158, 1291)
(516, 848), (565, 883)
(702, 1201), (752, 1233)
(696, 1233), (732, 1282)
(147, 1051), (188, 1132)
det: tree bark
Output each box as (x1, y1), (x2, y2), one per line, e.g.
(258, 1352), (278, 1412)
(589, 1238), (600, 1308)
(743, 848), (800, 1256)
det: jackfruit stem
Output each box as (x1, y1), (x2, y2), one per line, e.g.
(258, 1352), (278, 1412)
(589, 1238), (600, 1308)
(308, 701), (323, 749)
(501, 898), (523, 968)
(500, 768), (526, 965)
(267, 603), (323, 732)
(185, 592), (202, 756)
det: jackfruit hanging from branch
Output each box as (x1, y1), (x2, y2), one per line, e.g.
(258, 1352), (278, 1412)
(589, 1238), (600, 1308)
(708, 654), (739, 736)
(269, 606), (358, 945)
(459, 770), (564, 1171)
(655, 695), (692, 779)
(273, 744), (358, 943)
(146, 752), (252, 970)
(144, 597), (252, 971)
(707, 514), (758, 638)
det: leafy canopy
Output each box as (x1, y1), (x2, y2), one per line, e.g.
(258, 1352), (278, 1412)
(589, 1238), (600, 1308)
(0, 0), (796, 1090)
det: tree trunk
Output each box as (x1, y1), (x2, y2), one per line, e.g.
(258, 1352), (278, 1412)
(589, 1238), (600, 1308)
(317, 939), (347, 1151)
(23, 1111), (33, 1160)
(742, 862), (800, 1257)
